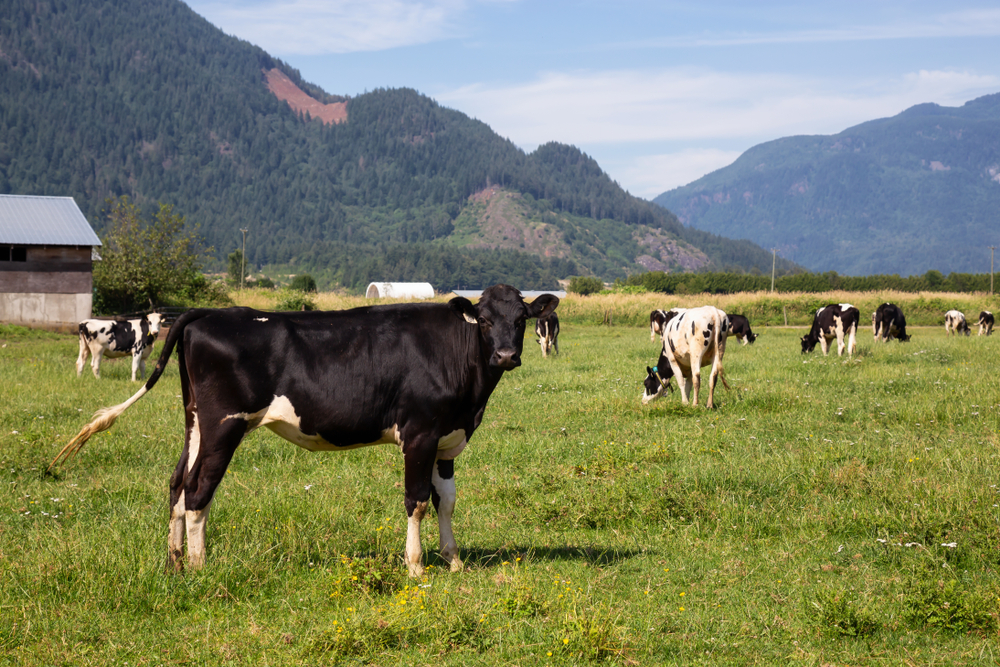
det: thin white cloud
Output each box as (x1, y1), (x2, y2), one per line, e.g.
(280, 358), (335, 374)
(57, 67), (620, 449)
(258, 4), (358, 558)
(441, 67), (1000, 147)
(621, 9), (1000, 49)
(191, 0), (466, 55)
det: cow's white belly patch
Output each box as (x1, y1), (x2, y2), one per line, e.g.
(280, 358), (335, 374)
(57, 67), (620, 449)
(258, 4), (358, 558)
(223, 395), (402, 452)
(437, 429), (467, 460)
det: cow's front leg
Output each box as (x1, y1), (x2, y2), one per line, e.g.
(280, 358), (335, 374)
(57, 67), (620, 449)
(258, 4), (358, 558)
(131, 354), (141, 382)
(819, 335), (830, 356)
(431, 459), (463, 572)
(91, 349), (103, 378)
(402, 440), (437, 577)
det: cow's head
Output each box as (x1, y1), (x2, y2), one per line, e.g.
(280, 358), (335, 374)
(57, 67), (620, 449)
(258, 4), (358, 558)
(898, 332), (912, 342)
(746, 331), (759, 344)
(800, 335), (817, 354)
(450, 285), (558, 370)
(641, 355), (674, 405)
(146, 312), (164, 336)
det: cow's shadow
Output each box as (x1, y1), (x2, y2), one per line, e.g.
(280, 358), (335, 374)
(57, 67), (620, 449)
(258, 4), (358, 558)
(431, 545), (642, 570)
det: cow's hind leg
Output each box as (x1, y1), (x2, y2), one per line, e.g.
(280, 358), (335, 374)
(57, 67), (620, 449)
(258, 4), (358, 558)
(431, 459), (463, 572)
(76, 335), (88, 377)
(90, 344), (103, 378)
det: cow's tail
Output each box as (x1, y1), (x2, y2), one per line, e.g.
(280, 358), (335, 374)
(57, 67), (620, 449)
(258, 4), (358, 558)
(48, 309), (213, 472)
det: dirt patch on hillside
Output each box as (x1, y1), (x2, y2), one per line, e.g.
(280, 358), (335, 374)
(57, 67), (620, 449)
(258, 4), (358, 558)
(264, 68), (346, 124)
(465, 187), (570, 258)
(634, 227), (710, 272)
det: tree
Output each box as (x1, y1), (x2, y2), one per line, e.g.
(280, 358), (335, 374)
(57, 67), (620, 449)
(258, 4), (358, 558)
(93, 196), (215, 313)
(227, 249), (249, 285)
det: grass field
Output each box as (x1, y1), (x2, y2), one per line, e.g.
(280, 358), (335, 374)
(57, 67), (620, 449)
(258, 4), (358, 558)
(3, 302), (1000, 665)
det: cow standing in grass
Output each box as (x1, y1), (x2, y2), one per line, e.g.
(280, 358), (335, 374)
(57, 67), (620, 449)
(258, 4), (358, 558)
(872, 303), (910, 342)
(76, 313), (163, 381)
(945, 310), (971, 336)
(535, 311), (560, 357)
(978, 311), (994, 336)
(801, 304), (859, 356)
(642, 306), (730, 409)
(726, 314), (758, 345)
(53, 285), (558, 578)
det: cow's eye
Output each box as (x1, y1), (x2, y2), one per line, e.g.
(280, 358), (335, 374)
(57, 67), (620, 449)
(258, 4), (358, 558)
(477, 317), (492, 328)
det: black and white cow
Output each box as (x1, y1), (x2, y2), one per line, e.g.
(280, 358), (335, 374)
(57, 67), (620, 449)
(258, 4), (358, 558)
(76, 313), (164, 381)
(944, 310), (971, 336)
(642, 306), (730, 409)
(801, 304), (859, 356)
(978, 311), (994, 336)
(535, 311), (560, 357)
(52, 285), (558, 578)
(872, 303), (910, 342)
(727, 314), (758, 345)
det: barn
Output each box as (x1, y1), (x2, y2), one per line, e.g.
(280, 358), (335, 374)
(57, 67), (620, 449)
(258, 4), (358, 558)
(0, 194), (102, 330)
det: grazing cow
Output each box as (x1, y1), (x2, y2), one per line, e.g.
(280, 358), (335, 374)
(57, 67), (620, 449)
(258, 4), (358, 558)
(944, 310), (970, 336)
(535, 311), (560, 357)
(872, 303), (911, 342)
(801, 304), (859, 356)
(642, 306), (730, 409)
(978, 311), (994, 336)
(52, 285), (558, 578)
(76, 313), (164, 381)
(727, 314), (758, 345)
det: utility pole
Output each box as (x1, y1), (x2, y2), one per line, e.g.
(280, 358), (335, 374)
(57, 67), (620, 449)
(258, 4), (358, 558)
(990, 245), (996, 296)
(240, 228), (248, 290)
(770, 248), (777, 293)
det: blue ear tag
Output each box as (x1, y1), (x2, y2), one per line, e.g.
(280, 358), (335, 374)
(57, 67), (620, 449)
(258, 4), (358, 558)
(652, 366), (658, 373)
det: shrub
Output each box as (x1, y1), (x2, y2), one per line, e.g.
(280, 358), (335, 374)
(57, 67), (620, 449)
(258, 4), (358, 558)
(275, 293), (316, 311)
(289, 274), (318, 293)
(568, 276), (604, 295)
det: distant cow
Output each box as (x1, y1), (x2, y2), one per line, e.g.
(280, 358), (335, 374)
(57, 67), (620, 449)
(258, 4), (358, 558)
(945, 310), (971, 336)
(53, 285), (558, 578)
(801, 304), (859, 356)
(535, 312), (560, 357)
(76, 313), (164, 381)
(978, 311), (994, 336)
(727, 314), (758, 345)
(642, 306), (730, 409)
(872, 303), (910, 342)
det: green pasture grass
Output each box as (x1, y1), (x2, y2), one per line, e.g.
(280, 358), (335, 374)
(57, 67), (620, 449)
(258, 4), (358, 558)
(3, 322), (1000, 665)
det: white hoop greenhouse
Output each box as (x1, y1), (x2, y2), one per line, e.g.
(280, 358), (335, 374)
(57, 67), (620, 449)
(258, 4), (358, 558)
(365, 282), (435, 299)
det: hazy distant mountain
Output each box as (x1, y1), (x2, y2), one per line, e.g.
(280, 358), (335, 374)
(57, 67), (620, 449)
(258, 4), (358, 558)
(654, 94), (1000, 276)
(0, 0), (799, 290)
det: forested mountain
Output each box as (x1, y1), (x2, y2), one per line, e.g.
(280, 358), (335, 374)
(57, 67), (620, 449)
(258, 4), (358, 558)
(654, 94), (1000, 276)
(0, 0), (797, 290)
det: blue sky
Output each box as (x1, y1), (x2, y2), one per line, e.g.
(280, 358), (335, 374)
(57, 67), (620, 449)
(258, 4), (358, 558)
(184, 0), (1000, 199)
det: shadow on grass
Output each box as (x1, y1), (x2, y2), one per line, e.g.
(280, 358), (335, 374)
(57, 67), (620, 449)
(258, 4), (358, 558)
(434, 545), (643, 570)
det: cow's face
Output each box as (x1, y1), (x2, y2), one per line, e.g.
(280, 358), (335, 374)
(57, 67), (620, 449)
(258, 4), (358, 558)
(747, 332), (758, 344)
(147, 313), (164, 335)
(899, 333), (912, 342)
(451, 285), (559, 370)
(800, 336), (816, 353)
(641, 360), (673, 405)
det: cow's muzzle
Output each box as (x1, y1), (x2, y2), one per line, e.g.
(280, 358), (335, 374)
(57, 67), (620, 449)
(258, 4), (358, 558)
(491, 348), (521, 369)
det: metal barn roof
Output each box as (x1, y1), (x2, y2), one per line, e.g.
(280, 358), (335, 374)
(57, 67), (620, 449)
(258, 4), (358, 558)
(0, 195), (101, 246)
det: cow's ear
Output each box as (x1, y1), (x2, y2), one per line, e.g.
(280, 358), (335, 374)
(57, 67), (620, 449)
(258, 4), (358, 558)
(449, 296), (479, 324)
(646, 366), (653, 375)
(526, 294), (559, 320)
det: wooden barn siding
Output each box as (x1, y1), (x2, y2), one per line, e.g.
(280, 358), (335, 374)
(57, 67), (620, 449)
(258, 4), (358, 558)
(0, 246), (93, 294)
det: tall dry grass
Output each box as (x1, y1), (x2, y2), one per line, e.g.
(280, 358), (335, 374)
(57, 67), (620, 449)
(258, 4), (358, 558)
(231, 287), (1000, 328)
